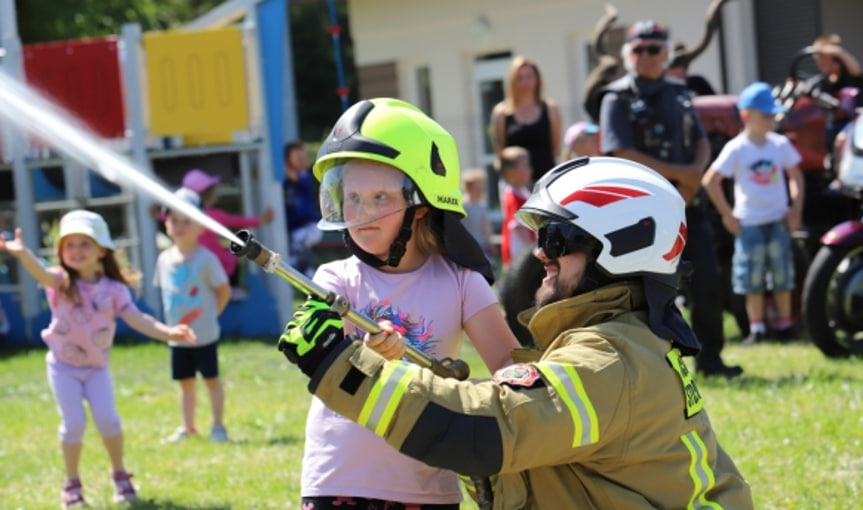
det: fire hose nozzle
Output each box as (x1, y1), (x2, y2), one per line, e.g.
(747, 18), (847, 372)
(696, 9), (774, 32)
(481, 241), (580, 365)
(230, 230), (471, 381)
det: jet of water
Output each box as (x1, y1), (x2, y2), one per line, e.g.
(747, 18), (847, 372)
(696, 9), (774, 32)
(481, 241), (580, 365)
(0, 70), (244, 247)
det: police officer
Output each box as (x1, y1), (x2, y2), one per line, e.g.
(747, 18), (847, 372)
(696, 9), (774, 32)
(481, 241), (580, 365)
(278, 157), (754, 509)
(599, 20), (742, 378)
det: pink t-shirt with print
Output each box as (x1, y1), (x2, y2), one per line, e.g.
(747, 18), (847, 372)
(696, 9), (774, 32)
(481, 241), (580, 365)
(41, 271), (137, 368)
(301, 254), (499, 504)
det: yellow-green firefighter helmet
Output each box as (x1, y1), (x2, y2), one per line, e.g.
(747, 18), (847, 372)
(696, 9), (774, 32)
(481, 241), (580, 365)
(313, 98), (465, 217)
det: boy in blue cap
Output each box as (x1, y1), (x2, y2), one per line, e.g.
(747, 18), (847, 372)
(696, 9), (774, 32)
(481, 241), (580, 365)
(702, 82), (805, 344)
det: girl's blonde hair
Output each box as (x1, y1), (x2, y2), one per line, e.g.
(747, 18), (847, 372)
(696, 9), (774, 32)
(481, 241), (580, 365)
(412, 208), (444, 257)
(504, 56), (545, 113)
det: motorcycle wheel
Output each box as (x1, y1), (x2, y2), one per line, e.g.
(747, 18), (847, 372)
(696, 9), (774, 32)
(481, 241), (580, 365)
(499, 249), (546, 348)
(802, 244), (863, 357)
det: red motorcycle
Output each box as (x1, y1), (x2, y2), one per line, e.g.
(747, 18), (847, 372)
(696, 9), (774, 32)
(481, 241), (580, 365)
(801, 108), (863, 357)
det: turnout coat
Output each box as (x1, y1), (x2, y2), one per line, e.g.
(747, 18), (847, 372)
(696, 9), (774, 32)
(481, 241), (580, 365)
(309, 282), (754, 509)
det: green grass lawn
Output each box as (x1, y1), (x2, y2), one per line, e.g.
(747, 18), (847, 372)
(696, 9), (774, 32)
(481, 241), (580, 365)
(1, 334), (862, 509)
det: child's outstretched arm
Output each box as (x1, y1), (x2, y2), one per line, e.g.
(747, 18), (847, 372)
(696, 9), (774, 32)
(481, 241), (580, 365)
(208, 207), (274, 229)
(0, 228), (59, 289)
(120, 309), (197, 345)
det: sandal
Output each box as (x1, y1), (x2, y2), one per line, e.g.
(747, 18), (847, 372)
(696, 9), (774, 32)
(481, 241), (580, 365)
(62, 478), (86, 508)
(112, 470), (138, 503)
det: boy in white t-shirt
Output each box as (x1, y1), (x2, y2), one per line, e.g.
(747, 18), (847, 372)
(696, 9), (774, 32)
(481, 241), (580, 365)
(702, 82), (804, 345)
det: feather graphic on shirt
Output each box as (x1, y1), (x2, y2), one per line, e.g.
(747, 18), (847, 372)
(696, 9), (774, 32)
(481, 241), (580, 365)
(362, 299), (437, 355)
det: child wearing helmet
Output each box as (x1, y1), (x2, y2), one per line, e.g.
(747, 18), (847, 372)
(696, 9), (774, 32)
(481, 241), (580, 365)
(0, 210), (196, 507)
(277, 156), (754, 509)
(298, 98), (520, 509)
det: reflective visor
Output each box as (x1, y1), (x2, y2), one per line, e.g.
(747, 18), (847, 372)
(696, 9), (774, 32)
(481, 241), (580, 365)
(317, 162), (423, 230)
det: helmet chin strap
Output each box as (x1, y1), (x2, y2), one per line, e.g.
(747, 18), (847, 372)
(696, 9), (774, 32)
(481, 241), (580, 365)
(343, 207), (417, 269)
(574, 261), (614, 295)
(570, 242), (612, 295)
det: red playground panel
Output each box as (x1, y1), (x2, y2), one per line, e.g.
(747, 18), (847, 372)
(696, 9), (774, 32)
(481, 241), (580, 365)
(23, 37), (126, 139)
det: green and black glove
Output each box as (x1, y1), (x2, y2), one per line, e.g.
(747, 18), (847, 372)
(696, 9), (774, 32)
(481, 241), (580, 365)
(279, 296), (346, 377)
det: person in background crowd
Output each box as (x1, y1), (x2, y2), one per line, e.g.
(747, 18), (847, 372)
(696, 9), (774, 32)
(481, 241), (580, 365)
(491, 55), (562, 183)
(283, 141), (323, 278)
(599, 20), (742, 377)
(702, 82), (804, 345)
(0, 210), (195, 507)
(496, 146), (536, 269)
(561, 121), (600, 160)
(460, 168), (497, 271)
(181, 169), (274, 300)
(154, 189), (231, 444)
(808, 33), (863, 149)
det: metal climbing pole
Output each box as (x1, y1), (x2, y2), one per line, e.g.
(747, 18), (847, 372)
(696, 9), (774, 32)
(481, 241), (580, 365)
(327, 0), (349, 112)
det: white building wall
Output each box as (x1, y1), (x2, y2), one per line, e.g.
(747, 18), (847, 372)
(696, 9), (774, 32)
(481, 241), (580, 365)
(347, 0), (756, 171)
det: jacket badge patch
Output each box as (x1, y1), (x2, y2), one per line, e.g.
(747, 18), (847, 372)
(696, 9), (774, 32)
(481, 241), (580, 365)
(493, 363), (542, 388)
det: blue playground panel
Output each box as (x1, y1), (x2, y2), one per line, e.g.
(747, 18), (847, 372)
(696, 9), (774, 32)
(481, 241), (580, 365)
(33, 167), (122, 201)
(0, 272), (280, 347)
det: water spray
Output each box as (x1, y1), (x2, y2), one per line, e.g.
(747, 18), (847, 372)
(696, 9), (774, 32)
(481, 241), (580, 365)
(230, 230), (471, 381)
(0, 70), (470, 380)
(0, 70), (243, 248)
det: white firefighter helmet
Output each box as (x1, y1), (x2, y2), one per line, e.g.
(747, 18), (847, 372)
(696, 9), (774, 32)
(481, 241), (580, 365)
(516, 156), (687, 278)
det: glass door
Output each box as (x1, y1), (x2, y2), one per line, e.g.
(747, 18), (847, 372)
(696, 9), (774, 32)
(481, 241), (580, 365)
(472, 54), (510, 208)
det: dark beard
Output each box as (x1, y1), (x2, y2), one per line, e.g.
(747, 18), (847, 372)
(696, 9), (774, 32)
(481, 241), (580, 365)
(534, 264), (583, 308)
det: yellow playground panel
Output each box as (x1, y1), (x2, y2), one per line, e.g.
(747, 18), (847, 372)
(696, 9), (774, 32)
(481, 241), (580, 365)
(144, 26), (250, 145)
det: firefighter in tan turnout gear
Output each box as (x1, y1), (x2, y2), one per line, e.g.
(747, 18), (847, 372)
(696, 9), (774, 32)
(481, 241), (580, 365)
(279, 154), (754, 508)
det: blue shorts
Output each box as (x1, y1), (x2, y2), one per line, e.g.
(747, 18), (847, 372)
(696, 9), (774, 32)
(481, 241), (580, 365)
(171, 342), (219, 380)
(732, 221), (795, 294)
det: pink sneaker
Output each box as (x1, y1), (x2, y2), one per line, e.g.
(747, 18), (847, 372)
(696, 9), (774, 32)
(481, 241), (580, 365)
(112, 470), (137, 503)
(61, 478), (85, 508)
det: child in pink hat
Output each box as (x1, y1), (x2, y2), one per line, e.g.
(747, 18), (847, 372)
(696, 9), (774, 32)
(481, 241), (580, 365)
(561, 121), (600, 160)
(181, 169), (274, 299)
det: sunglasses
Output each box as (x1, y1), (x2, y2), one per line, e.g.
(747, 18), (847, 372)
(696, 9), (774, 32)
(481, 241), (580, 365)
(537, 221), (598, 259)
(632, 45), (663, 56)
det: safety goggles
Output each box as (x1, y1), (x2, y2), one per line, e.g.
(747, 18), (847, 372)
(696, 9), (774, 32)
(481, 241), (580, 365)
(631, 44), (663, 56)
(537, 221), (598, 259)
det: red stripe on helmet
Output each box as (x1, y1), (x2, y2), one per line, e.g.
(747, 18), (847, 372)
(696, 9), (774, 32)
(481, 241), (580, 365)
(662, 222), (687, 261)
(561, 185), (650, 208)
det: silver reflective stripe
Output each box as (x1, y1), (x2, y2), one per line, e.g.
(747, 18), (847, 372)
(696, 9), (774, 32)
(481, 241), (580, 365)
(358, 362), (417, 436)
(536, 362), (599, 447)
(682, 430), (722, 509)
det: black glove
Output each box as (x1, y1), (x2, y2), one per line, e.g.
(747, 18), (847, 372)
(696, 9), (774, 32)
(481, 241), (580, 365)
(278, 296), (346, 377)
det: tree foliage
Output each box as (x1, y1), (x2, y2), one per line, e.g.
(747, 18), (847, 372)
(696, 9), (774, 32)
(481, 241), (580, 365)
(14, 0), (354, 143)
(16, 0), (223, 43)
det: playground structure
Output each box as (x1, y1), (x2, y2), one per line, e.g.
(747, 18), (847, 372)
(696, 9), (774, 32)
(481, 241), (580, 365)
(0, 0), (299, 345)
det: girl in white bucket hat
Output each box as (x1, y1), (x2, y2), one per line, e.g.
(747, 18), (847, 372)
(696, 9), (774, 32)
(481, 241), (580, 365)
(0, 209), (196, 508)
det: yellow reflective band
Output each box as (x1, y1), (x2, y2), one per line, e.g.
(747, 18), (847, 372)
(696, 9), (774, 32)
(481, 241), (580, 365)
(357, 362), (418, 436)
(667, 348), (704, 418)
(681, 430), (722, 509)
(536, 362), (599, 447)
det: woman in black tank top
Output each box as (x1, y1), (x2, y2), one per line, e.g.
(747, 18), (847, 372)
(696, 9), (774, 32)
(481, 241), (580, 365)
(491, 56), (562, 182)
